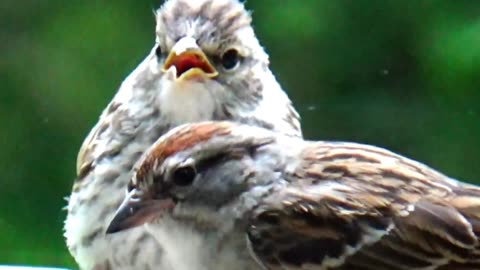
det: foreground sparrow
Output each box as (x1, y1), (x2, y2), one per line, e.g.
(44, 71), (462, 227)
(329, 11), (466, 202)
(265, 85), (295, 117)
(64, 0), (301, 269)
(108, 121), (480, 270)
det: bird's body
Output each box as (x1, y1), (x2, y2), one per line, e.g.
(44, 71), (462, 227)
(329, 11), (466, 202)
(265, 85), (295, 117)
(64, 0), (301, 269)
(109, 122), (480, 270)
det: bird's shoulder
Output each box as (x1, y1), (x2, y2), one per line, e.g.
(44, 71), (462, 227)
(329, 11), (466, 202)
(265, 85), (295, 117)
(75, 100), (159, 183)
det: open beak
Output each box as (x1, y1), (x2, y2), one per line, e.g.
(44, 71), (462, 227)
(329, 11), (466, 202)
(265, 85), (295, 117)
(106, 189), (176, 234)
(162, 36), (218, 81)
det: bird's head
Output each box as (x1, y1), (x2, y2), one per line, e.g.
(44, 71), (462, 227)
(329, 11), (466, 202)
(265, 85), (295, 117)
(156, 0), (263, 82)
(117, 0), (301, 136)
(106, 121), (287, 233)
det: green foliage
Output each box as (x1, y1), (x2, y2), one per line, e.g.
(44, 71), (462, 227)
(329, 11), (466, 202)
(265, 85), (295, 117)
(0, 0), (479, 267)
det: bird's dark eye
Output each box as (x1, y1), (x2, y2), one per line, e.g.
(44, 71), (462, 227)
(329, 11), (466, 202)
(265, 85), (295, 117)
(172, 165), (196, 186)
(155, 45), (163, 58)
(221, 49), (241, 70)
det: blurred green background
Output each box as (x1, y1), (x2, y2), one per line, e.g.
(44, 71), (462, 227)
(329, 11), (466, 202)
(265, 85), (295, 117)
(1, 0), (479, 268)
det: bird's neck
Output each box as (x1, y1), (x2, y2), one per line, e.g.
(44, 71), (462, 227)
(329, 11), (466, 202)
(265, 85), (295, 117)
(253, 136), (306, 176)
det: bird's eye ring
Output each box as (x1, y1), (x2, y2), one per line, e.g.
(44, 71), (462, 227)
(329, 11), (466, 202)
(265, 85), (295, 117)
(172, 165), (197, 186)
(221, 49), (241, 70)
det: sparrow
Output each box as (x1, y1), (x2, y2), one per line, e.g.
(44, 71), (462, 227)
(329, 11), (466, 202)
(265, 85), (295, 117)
(108, 121), (480, 270)
(64, 0), (301, 269)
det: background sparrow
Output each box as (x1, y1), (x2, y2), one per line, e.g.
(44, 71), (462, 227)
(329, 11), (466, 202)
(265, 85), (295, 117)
(64, 0), (301, 269)
(109, 121), (480, 270)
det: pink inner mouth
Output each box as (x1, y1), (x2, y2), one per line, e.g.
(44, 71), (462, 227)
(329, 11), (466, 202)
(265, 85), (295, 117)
(166, 52), (216, 78)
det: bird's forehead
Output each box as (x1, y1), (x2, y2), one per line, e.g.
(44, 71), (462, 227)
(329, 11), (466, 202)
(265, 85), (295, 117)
(135, 122), (234, 179)
(155, 0), (251, 51)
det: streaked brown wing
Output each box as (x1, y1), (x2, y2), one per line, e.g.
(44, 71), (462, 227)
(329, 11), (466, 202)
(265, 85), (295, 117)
(247, 142), (480, 270)
(247, 181), (400, 270)
(339, 198), (480, 270)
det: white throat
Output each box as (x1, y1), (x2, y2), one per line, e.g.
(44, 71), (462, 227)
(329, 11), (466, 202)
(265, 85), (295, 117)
(143, 216), (257, 270)
(158, 71), (221, 124)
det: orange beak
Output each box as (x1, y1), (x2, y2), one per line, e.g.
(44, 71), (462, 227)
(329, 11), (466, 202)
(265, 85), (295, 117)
(162, 37), (218, 80)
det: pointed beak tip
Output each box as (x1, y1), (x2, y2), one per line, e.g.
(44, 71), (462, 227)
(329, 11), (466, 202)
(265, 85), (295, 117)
(105, 194), (144, 234)
(105, 222), (121, 234)
(105, 206), (132, 234)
